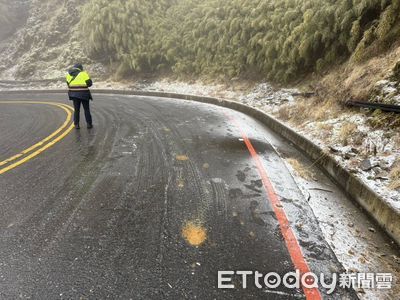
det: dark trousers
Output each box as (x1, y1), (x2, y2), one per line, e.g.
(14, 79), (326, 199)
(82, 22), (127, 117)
(72, 99), (92, 126)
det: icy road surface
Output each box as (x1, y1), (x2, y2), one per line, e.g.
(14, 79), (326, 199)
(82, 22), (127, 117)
(0, 92), (392, 299)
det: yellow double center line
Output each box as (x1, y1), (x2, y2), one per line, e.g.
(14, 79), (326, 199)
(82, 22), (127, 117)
(0, 101), (75, 175)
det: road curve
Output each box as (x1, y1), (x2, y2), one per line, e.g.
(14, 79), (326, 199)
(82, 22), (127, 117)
(0, 92), (356, 299)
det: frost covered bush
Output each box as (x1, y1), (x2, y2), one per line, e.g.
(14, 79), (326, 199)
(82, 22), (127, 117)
(80, 0), (174, 75)
(392, 61), (400, 81)
(80, 0), (400, 82)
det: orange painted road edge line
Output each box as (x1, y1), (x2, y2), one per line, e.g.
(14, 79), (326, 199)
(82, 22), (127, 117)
(226, 113), (322, 300)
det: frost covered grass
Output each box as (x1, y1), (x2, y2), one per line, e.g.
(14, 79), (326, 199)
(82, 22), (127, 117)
(390, 161), (400, 190)
(276, 98), (342, 125)
(368, 109), (400, 129)
(339, 122), (358, 146)
(286, 158), (315, 181)
(272, 96), (400, 203)
(390, 179), (400, 190)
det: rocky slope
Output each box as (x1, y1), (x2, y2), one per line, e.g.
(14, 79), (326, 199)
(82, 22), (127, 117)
(0, 0), (105, 80)
(0, 1), (28, 39)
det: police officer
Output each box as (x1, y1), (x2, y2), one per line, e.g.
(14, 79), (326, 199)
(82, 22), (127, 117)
(66, 63), (93, 129)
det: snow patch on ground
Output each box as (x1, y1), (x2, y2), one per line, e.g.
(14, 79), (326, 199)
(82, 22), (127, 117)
(371, 80), (400, 105)
(293, 111), (400, 207)
(142, 80), (235, 98)
(238, 83), (297, 106)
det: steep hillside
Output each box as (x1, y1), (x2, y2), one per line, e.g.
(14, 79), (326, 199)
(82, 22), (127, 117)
(0, 0), (101, 80)
(0, 1), (28, 41)
(0, 0), (399, 122)
(1, 0), (399, 83)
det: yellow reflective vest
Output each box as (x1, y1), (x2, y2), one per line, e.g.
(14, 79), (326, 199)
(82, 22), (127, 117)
(66, 68), (93, 100)
(66, 70), (91, 88)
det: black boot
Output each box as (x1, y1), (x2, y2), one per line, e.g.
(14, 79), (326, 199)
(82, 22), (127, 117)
(87, 124), (93, 129)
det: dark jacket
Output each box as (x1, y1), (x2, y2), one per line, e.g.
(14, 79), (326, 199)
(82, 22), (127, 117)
(66, 67), (93, 101)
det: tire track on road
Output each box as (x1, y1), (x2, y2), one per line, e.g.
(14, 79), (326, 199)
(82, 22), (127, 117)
(0, 101), (74, 174)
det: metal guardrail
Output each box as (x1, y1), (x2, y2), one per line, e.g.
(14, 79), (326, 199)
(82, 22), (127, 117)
(346, 100), (400, 113)
(290, 92), (400, 114)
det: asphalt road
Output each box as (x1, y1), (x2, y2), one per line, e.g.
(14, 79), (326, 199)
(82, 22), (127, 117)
(0, 93), (357, 299)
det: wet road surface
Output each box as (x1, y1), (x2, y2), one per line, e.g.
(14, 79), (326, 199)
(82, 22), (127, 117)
(0, 93), (357, 299)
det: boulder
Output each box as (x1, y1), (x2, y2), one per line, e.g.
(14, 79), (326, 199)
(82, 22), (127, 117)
(360, 158), (379, 172)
